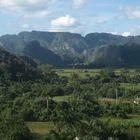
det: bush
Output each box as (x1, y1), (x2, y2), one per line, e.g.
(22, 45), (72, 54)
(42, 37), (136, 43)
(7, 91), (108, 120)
(0, 115), (33, 140)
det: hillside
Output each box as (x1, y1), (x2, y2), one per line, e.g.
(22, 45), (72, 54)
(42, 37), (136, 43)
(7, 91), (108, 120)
(1, 31), (140, 67)
(90, 43), (140, 68)
(23, 41), (63, 66)
(0, 46), (39, 81)
(85, 33), (128, 48)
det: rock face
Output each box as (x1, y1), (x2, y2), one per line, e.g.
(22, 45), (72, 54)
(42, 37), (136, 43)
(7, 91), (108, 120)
(23, 41), (63, 66)
(1, 31), (140, 67)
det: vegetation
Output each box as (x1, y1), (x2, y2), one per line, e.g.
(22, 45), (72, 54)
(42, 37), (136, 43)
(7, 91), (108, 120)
(0, 115), (33, 140)
(0, 48), (140, 139)
(91, 43), (140, 67)
(2, 31), (140, 67)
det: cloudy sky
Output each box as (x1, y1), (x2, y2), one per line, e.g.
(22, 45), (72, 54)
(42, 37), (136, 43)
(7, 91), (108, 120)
(0, 0), (140, 36)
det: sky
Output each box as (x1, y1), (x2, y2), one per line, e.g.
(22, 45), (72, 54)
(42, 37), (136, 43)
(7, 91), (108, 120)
(1, 0), (140, 36)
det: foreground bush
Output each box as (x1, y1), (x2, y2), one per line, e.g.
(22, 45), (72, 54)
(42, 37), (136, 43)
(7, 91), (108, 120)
(0, 115), (33, 140)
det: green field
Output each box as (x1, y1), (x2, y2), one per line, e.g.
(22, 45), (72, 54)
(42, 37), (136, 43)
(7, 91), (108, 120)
(56, 69), (100, 78)
(27, 95), (140, 137)
(53, 95), (71, 102)
(56, 68), (138, 78)
(27, 116), (140, 137)
(26, 68), (140, 138)
(26, 122), (54, 135)
(120, 83), (140, 90)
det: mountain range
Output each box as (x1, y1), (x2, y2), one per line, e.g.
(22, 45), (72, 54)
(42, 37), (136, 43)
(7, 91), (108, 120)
(1, 31), (140, 68)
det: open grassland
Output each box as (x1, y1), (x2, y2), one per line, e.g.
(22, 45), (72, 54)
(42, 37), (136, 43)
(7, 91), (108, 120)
(56, 69), (100, 78)
(56, 68), (138, 78)
(120, 83), (140, 90)
(27, 95), (140, 137)
(27, 116), (140, 137)
(98, 97), (132, 104)
(53, 95), (133, 104)
(57, 68), (140, 92)
(27, 68), (140, 138)
(101, 117), (140, 137)
(26, 122), (54, 135)
(53, 95), (71, 102)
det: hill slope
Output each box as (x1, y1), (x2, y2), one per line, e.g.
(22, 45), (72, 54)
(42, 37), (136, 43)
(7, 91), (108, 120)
(0, 46), (39, 80)
(1, 31), (140, 67)
(90, 43), (140, 68)
(23, 41), (63, 66)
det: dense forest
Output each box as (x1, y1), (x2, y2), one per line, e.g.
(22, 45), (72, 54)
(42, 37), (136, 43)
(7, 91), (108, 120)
(0, 47), (140, 140)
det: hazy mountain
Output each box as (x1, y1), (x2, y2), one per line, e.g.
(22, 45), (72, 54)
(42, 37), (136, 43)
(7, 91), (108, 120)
(85, 33), (128, 48)
(90, 43), (140, 68)
(1, 31), (140, 67)
(0, 31), (88, 64)
(23, 41), (63, 66)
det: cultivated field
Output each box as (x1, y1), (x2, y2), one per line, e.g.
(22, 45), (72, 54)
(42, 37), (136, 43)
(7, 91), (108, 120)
(26, 68), (140, 138)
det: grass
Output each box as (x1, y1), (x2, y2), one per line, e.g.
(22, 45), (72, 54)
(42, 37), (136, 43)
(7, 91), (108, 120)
(53, 96), (132, 104)
(100, 116), (140, 137)
(27, 94), (140, 136)
(56, 68), (138, 78)
(26, 116), (140, 137)
(56, 69), (100, 78)
(100, 116), (140, 123)
(127, 128), (140, 137)
(98, 98), (132, 104)
(120, 83), (140, 90)
(26, 122), (54, 135)
(27, 68), (140, 137)
(53, 95), (71, 102)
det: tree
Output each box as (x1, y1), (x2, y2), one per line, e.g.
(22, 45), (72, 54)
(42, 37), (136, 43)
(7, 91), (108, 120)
(51, 101), (81, 133)
(0, 115), (33, 140)
(39, 64), (54, 75)
(45, 130), (75, 140)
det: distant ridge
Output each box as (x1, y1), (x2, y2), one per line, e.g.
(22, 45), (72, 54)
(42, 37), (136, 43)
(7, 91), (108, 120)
(1, 31), (140, 67)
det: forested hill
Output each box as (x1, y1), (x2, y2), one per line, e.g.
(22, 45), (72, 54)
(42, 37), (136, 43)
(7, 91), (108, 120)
(1, 31), (140, 67)
(0, 46), (39, 81)
(90, 43), (140, 68)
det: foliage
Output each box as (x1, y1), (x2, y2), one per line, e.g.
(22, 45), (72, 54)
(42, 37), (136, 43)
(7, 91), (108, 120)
(0, 115), (33, 140)
(0, 64), (140, 139)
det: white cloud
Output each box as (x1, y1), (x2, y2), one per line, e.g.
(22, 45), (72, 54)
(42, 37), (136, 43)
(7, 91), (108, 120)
(22, 24), (30, 29)
(0, 0), (53, 11)
(23, 10), (51, 18)
(51, 15), (77, 27)
(73, 0), (88, 9)
(108, 32), (118, 35)
(0, 0), (15, 7)
(122, 32), (131, 37)
(121, 6), (140, 19)
(0, 0), (54, 20)
(49, 15), (85, 33)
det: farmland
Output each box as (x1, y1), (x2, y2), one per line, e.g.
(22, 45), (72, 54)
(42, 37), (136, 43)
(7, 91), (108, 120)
(0, 68), (140, 140)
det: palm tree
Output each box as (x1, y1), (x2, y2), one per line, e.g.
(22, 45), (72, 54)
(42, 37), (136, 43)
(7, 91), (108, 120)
(16, 72), (23, 83)
(51, 101), (82, 134)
